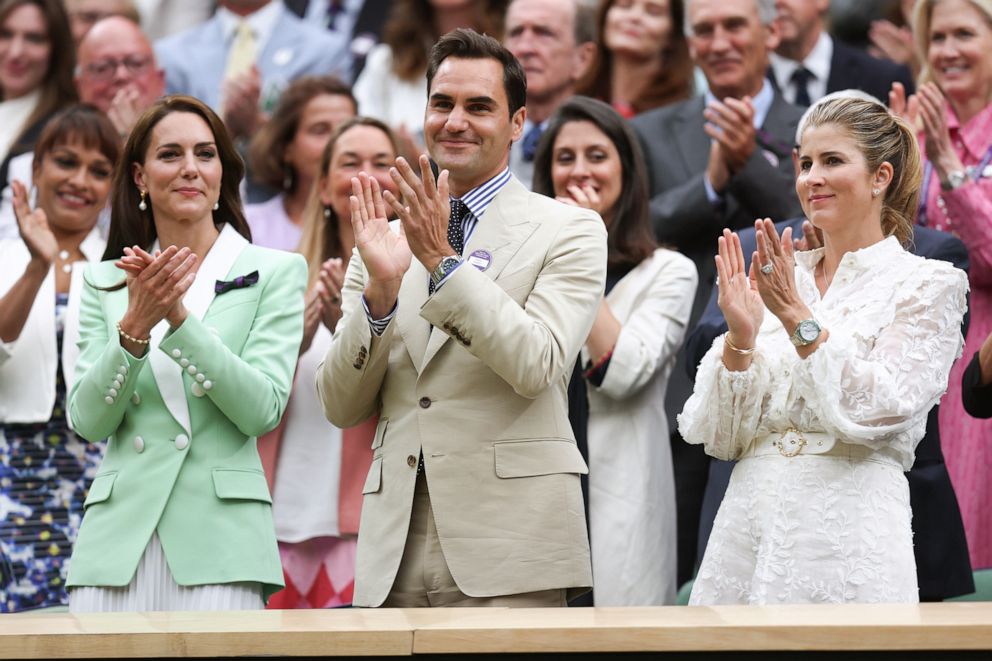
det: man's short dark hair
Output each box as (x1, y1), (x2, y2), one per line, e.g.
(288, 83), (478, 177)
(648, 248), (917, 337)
(426, 28), (527, 117)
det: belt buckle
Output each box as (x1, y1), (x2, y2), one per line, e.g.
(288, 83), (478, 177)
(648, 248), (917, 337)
(775, 427), (807, 457)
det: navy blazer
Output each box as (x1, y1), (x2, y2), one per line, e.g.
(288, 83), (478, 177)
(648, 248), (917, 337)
(155, 5), (352, 111)
(685, 221), (975, 601)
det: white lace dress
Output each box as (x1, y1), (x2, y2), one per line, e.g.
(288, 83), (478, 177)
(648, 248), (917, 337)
(678, 236), (968, 605)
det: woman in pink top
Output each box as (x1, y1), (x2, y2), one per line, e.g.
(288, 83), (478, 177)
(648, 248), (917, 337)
(893, 0), (992, 569)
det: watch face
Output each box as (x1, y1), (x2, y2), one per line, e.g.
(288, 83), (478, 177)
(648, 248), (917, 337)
(798, 319), (820, 342)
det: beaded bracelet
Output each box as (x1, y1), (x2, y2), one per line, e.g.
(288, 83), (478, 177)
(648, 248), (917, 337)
(723, 333), (755, 355)
(116, 321), (150, 345)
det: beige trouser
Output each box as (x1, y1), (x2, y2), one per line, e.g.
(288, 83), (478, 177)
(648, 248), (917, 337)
(382, 469), (567, 608)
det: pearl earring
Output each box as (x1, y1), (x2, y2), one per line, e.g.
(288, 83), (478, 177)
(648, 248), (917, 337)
(213, 201), (220, 211)
(872, 188), (880, 197)
(138, 190), (147, 211)
(324, 206), (331, 219)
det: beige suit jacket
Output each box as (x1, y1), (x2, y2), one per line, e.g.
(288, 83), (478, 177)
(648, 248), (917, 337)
(318, 176), (606, 607)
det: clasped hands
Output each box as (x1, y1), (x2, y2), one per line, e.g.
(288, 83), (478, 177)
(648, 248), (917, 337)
(704, 96), (757, 193)
(349, 154), (455, 318)
(115, 246), (197, 347)
(716, 219), (812, 354)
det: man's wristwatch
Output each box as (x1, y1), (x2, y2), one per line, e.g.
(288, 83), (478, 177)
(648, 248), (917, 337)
(430, 255), (461, 288)
(790, 318), (822, 347)
(941, 170), (968, 191)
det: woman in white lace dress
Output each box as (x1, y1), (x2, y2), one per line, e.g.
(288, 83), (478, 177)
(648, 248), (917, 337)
(679, 96), (968, 604)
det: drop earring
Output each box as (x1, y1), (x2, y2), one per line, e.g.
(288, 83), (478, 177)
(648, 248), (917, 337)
(138, 190), (147, 211)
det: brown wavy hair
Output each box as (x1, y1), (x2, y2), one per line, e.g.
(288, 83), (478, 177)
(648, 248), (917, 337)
(577, 0), (693, 114)
(248, 75), (356, 193)
(532, 95), (657, 273)
(798, 96), (921, 246)
(103, 95), (251, 261)
(0, 0), (78, 143)
(382, 0), (510, 82)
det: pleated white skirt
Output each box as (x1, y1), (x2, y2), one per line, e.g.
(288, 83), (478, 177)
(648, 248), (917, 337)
(68, 533), (264, 612)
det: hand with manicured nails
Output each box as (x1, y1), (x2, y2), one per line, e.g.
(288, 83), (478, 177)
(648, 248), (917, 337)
(115, 245), (197, 340)
(11, 179), (57, 267)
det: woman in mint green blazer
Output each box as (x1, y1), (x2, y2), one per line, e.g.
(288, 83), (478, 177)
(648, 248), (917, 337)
(65, 96), (306, 611)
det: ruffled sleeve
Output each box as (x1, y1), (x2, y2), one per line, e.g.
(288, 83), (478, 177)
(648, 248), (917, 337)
(678, 335), (771, 460)
(791, 263), (968, 449)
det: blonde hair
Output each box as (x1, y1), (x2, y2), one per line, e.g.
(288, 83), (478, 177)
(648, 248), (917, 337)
(797, 97), (921, 246)
(297, 117), (399, 288)
(914, 0), (992, 86)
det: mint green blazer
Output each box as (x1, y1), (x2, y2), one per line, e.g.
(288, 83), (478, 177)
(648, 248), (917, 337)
(65, 226), (305, 600)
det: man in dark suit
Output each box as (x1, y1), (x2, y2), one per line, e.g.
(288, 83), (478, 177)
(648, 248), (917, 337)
(685, 218), (975, 601)
(769, 0), (914, 106)
(630, 0), (804, 587)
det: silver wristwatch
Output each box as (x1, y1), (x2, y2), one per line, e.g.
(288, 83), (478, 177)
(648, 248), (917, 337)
(430, 255), (461, 288)
(941, 170), (968, 191)
(790, 318), (822, 347)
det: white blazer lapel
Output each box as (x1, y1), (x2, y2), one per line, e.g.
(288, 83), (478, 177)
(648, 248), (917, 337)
(147, 225), (249, 436)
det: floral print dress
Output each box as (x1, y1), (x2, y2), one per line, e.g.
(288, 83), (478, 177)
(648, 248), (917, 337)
(0, 294), (105, 611)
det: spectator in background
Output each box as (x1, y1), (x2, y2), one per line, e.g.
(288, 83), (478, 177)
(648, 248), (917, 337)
(76, 16), (165, 137)
(0, 15), (163, 242)
(769, 0), (913, 107)
(868, 0), (919, 80)
(0, 105), (119, 612)
(533, 96), (697, 605)
(577, 0), (694, 118)
(353, 0), (508, 161)
(64, 0), (139, 44)
(154, 0), (351, 141)
(893, 0), (992, 572)
(246, 76), (356, 251)
(0, 0), (78, 199)
(285, 0), (390, 79)
(265, 117), (399, 609)
(630, 0), (803, 589)
(504, 0), (596, 186)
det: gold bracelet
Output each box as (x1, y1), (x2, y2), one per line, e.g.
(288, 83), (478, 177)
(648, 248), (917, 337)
(116, 321), (150, 345)
(724, 333), (755, 355)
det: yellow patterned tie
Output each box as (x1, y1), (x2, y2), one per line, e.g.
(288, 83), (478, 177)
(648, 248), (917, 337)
(225, 20), (257, 80)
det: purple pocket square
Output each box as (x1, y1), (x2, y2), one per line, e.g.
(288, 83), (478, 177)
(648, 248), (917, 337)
(215, 270), (259, 295)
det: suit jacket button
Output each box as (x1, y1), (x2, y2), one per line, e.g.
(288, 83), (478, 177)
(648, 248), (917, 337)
(104, 396), (114, 405)
(175, 434), (189, 450)
(407, 455), (417, 467)
(171, 349), (181, 359)
(419, 397), (431, 409)
(191, 382), (205, 397)
(131, 392), (141, 405)
(353, 362), (362, 369)
(133, 436), (145, 453)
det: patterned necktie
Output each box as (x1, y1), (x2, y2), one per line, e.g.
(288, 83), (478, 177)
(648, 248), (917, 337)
(429, 199), (468, 294)
(225, 20), (257, 80)
(326, 0), (344, 30)
(521, 123), (545, 162)
(790, 67), (813, 107)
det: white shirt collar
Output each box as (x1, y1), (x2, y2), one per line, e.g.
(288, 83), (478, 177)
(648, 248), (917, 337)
(217, 0), (283, 54)
(795, 235), (902, 275)
(769, 31), (833, 98)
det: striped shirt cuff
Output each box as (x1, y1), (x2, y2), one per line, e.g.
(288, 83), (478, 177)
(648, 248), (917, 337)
(362, 295), (396, 336)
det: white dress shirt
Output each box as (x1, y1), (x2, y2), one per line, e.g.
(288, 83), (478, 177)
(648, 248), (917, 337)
(769, 31), (833, 106)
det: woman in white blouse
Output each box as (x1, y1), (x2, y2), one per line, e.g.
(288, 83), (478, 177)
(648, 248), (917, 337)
(679, 96), (968, 604)
(533, 96), (697, 606)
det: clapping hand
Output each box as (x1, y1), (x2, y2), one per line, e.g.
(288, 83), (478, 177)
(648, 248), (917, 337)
(915, 82), (966, 179)
(382, 155), (453, 270)
(11, 180), (57, 266)
(753, 218), (809, 328)
(715, 228), (764, 350)
(115, 245), (197, 338)
(704, 97), (757, 191)
(349, 172), (411, 318)
(792, 220), (822, 252)
(315, 257), (345, 332)
(107, 86), (143, 137)
(888, 82), (920, 126)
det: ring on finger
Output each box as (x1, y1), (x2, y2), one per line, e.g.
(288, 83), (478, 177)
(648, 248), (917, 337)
(760, 263), (774, 275)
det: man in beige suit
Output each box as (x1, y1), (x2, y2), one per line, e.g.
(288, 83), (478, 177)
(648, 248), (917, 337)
(318, 28), (606, 608)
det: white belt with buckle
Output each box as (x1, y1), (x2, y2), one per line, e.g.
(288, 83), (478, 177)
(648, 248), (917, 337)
(741, 429), (903, 468)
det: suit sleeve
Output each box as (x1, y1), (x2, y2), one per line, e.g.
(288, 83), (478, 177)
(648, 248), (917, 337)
(420, 212), (608, 399)
(158, 254), (307, 438)
(726, 147), (805, 222)
(317, 250), (393, 428)
(594, 254), (697, 400)
(67, 267), (149, 442)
